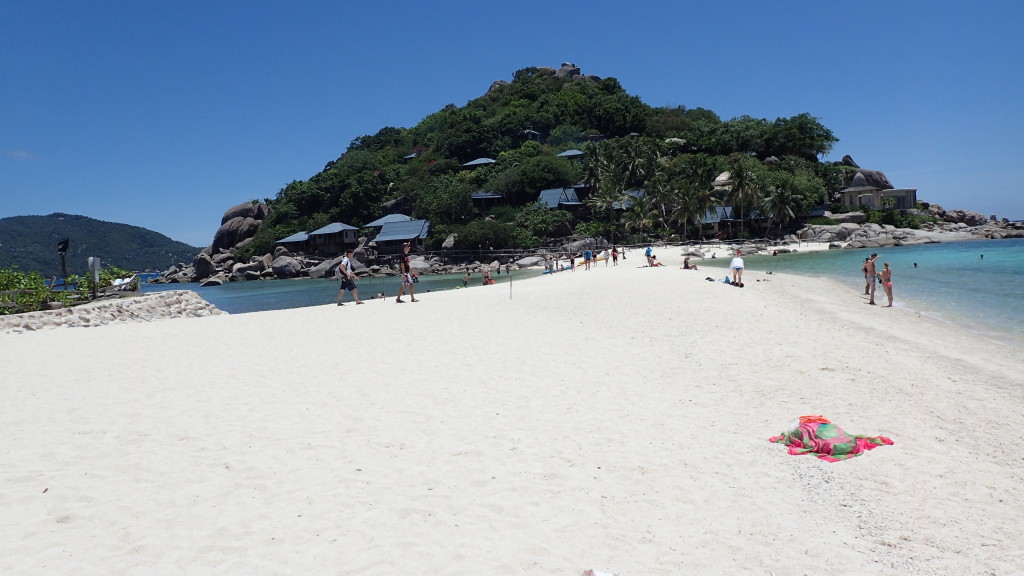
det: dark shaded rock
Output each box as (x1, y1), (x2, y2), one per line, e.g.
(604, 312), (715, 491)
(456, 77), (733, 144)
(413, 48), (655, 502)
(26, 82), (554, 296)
(309, 256), (345, 279)
(193, 252), (215, 281)
(221, 201), (269, 225)
(851, 170), (893, 190)
(487, 80), (510, 93)
(271, 256), (303, 279)
(762, 156), (780, 165)
(273, 246), (291, 259)
(212, 217), (261, 252)
(841, 155), (860, 168)
(212, 252), (234, 266)
(556, 64), (581, 78)
(231, 261), (263, 282)
(199, 274), (227, 287)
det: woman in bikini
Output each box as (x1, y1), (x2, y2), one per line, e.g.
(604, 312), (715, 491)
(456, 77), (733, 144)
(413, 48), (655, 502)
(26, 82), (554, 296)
(880, 261), (894, 307)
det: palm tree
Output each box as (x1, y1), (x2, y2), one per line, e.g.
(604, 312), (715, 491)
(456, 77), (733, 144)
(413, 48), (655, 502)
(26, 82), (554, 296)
(586, 185), (626, 242)
(617, 138), (656, 189)
(761, 182), (799, 238)
(622, 193), (659, 242)
(725, 156), (762, 238)
(580, 142), (610, 196)
(669, 182), (711, 240)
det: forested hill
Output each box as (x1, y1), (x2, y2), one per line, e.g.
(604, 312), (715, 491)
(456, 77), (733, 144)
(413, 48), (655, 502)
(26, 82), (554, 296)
(239, 63), (850, 260)
(0, 213), (201, 276)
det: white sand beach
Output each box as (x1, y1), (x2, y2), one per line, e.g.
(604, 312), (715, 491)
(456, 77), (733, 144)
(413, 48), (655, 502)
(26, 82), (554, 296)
(2, 248), (1022, 575)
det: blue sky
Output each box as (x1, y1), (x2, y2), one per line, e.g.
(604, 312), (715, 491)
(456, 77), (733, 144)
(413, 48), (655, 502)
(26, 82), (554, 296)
(3, 1), (1022, 246)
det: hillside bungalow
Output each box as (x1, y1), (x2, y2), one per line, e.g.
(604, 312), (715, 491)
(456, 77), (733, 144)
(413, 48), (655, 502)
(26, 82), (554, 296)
(370, 218), (431, 254)
(556, 149), (584, 159)
(462, 158), (496, 169)
(840, 186), (918, 210)
(471, 189), (505, 209)
(308, 222), (359, 255)
(698, 206), (736, 237)
(276, 230), (310, 253)
(538, 188), (584, 210)
(364, 213), (412, 229)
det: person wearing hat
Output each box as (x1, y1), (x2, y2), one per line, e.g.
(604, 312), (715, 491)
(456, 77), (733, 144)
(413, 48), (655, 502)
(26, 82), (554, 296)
(395, 242), (419, 303)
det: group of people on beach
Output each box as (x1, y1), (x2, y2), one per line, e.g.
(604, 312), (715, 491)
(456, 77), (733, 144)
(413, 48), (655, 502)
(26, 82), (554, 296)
(861, 253), (893, 307)
(337, 242), (420, 305)
(542, 246), (624, 274)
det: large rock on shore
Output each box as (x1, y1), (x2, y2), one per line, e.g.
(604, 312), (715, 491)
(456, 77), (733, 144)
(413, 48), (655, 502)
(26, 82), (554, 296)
(271, 256), (303, 279)
(221, 201), (269, 223)
(212, 216), (262, 252)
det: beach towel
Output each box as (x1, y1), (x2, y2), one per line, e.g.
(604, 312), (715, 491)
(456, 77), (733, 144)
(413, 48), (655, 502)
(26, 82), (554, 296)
(770, 415), (893, 462)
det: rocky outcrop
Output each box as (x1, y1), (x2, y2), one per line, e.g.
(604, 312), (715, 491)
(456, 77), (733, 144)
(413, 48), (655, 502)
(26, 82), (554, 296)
(157, 201), (274, 283)
(839, 155), (860, 168)
(848, 169), (893, 190)
(212, 216), (262, 252)
(271, 255), (303, 279)
(221, 201), (269, 223)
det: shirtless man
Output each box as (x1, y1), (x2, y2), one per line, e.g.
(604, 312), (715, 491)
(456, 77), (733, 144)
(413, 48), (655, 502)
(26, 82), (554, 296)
(865, 253), (878, 305)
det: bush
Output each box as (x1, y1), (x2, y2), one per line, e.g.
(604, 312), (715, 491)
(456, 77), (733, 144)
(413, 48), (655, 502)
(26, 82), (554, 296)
(0, 267), (50, 314)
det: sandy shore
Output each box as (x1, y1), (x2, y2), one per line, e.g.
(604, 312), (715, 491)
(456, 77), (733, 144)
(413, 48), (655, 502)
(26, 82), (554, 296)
(2, 248), (1022, 575)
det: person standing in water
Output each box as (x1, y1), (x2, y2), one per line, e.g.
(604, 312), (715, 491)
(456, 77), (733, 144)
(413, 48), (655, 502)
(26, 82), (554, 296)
(880, 261), (894, 307)
(865, 253), (879, 305)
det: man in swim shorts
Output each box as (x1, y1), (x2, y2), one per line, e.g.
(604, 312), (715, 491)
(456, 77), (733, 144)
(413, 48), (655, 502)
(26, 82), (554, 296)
(865, 253), (878, 305)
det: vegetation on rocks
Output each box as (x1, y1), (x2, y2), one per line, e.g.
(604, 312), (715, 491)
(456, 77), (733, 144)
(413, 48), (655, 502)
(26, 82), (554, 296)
(240, 66), (845, 259)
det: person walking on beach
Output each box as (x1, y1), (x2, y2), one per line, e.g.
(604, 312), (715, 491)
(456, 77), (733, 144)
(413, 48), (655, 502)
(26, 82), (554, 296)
(611, 247), (618, 266)
(730, 251), (744, 285)
(462, 271), (470, 288)
(584, 249), (592, 270)
(861, 257), (872, 295)
(336, 249), (363, 306)
(395, 242), (419, 303)
(865, 253), (878, 305)
(880, 261), (894, 307)
(645, 245), (654, 267)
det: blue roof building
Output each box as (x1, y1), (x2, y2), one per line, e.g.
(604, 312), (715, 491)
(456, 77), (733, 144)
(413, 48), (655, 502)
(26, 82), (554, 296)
(371, 219), (431, 254)
(309, 222), (359, 255)
(364, 213), (412, 228)
(538, 188), (584, 209)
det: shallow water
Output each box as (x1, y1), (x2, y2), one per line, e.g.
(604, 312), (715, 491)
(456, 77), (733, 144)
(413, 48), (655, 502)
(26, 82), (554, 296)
(702, 238), (1024, 342)
(141, 269), (534, 314)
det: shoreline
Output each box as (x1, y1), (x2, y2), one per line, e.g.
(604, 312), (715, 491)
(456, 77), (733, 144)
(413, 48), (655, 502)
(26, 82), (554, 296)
(3, 249), (1022, 574)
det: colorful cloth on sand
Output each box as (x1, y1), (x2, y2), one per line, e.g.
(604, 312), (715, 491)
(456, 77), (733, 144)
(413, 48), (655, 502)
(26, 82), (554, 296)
(770, 416), (893, 462)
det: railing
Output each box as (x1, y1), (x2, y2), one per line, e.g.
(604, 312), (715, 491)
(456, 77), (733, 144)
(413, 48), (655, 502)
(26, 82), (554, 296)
(0, 289), (40, 315)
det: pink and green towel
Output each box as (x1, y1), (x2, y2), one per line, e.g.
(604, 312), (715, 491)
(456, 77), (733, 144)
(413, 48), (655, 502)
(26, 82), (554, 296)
(770, 415), (893, 462)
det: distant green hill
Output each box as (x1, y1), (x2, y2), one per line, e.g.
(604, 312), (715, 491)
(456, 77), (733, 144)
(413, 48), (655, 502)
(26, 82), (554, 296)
(0, 213), (201, 276)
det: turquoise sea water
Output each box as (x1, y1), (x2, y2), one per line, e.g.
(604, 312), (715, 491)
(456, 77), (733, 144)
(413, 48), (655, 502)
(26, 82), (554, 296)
(140, 269), (533, 314)
(701, 238), (1024, 344)
(142, 239), (1023, 344)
